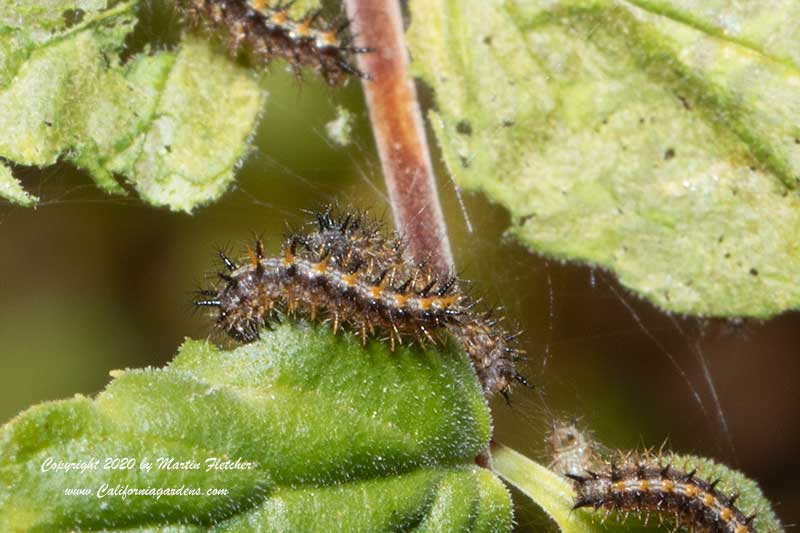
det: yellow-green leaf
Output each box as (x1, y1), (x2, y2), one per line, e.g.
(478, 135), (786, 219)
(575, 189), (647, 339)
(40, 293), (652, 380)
(0, 162), (37, 206)
(408, 0), (800, 317)
(0, 1), (265, 212)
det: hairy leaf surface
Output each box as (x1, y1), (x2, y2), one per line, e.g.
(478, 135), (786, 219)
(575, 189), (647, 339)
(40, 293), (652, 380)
(0, 1), (264, 211)
(0, 323), (511, 532)
(408, 0), (800, 316)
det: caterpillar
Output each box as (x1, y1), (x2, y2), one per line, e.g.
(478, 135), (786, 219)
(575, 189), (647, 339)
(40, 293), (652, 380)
(194, 206), (530, 398)
(176, 0), (370, 85)
(567, 453), (759, 532)
(544, 420), (780, 532)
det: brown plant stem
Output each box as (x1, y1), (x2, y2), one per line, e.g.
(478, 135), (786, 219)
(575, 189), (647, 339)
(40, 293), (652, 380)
(343, 0), (454, 275)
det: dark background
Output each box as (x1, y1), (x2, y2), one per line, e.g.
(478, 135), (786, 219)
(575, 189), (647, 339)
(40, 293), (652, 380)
(1, 5), (798, 529)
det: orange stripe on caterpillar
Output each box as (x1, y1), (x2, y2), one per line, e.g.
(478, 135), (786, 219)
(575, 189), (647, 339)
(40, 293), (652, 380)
(176, 0), (371, 85)
(568, 454), (758, 533)
(194, 206), (530, 398)
(545, 420), (774, 532)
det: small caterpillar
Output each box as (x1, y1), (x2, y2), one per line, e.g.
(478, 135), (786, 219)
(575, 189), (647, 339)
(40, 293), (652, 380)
(544, 420), (780, 532)
(195, 207), (530, 398)
(176, 0), (370, 85)
(568, 454), (758, 533)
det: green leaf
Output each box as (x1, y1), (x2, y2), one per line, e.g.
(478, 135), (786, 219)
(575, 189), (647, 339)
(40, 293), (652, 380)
(0, 161), (37, 206)
(104, 37), (266, 212)
(0, 0), (108, 32)
(0, 1), (266, 212)
(407, 0), (800, 317)
(0, 323), (512, 532)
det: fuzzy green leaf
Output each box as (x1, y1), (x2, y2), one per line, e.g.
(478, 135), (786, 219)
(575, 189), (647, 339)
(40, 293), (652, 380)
(407, 0), (800, 317)
(0, 161), (37, 206)
(0, 323), (511, 532)
(0, 1), (265, 212)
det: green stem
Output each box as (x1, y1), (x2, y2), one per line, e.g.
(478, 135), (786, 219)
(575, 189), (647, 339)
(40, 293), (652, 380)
(490, 443), (595, 533)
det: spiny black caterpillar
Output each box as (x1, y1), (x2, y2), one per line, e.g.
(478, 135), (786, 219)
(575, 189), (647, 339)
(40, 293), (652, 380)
(177, 0), (370, 85)
(568, 454), (759, 533)
(195, 207), (531, 398)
